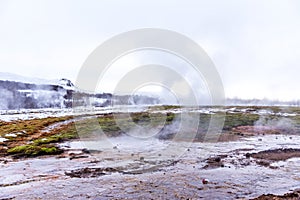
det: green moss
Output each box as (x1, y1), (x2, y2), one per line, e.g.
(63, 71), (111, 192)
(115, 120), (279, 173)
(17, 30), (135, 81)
(33, 132), (78, 145)
(7, 144), (62, 158)
(0, 116), (72, 138)
(223, 113), (260, 130)
(40, 147), (59, 154)
(7, 145), (28, 154)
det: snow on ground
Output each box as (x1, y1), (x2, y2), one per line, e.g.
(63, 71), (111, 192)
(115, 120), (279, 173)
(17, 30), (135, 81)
(1, 106), (299, 122)
(0, 106), (150, 122)
(0, 137), (9, 142)
(151, 106), (300, 117)
(0, 108), (75, 121)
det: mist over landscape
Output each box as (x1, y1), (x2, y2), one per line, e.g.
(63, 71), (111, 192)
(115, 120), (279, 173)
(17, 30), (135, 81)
(0, 72), (299, 111)
(1, 1), (300, 200)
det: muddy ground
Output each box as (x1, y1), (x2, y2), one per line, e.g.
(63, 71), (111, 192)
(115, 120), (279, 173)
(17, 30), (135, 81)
(253, 189), (300, 200)
(1, 135), (300, 199)
(1, 106), (300, 199)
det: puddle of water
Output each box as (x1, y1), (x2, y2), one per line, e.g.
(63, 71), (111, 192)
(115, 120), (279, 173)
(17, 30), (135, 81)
(63, 136), (169, 152)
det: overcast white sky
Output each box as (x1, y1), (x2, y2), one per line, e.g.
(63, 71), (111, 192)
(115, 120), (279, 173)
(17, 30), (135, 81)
(0, 0), (300, 101)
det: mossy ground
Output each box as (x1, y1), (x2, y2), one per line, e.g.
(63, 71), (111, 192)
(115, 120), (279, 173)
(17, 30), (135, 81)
(0, 116), (73, 158)
(1, 106), (300, 158)
(0, 116), (72, 137)
(7, 144), (63, 158)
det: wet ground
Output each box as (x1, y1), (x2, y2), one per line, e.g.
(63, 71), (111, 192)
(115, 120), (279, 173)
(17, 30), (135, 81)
(1, 134), (300, 200)
(1, 106), (300, 199)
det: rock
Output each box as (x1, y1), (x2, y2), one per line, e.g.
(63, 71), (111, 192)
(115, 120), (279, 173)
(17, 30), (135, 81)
(214, 157), (221, 162)
(203, 155), (227, 169)
(65, 167), (119, 178)
(202, 179), (209, 184)
(82, 148), (90, 154)
(70, 155), (89, 160)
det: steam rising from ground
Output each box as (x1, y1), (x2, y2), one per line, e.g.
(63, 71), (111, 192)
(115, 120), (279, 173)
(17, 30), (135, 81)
(254, 115), (295, 130)
(0, 89), (13, 110)
(155, 115), (181, 140)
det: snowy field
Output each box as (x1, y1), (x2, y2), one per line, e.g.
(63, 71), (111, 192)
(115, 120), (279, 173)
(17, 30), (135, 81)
(0, 106), (299, 122)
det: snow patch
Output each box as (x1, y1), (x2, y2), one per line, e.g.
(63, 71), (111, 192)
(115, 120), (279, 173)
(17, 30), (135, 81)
(5, 133), (17, 137)
(0, 137), (9, 142)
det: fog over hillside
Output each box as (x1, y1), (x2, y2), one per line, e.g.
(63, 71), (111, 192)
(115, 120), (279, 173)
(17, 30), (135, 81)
(0, 73), (159, 110)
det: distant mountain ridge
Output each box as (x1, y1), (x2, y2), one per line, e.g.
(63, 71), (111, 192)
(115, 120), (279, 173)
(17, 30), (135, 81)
(0, 72), (159, 110)
(0, 72), (75, 89)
